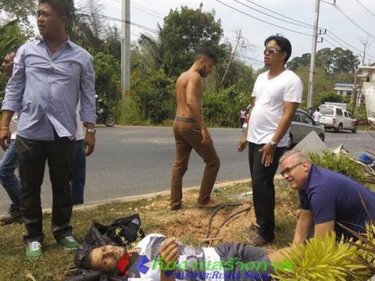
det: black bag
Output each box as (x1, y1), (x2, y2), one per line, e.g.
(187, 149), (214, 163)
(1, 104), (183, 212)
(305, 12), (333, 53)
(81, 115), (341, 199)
(95, 214), (145, 246)
(66, 214), (145, 281)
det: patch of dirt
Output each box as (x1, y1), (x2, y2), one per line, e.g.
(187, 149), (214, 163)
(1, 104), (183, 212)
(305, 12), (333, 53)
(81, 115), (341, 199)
(123, 182), (298, 250)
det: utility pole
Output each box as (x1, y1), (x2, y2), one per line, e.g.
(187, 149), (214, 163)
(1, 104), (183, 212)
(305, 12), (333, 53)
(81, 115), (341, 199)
(220, 30), (242, 87)
(121, 0), (130, 95)
(361, 41), (367, 66)
(307, 0), (321, 108)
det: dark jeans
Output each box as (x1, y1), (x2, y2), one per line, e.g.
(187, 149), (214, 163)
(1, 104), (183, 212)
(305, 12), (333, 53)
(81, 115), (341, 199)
(16, 135), (75, 243)
(248, 142), (286, 242)
(170, 118), (220, 209)
(71, 140), (86, 205)
(0, 140), (21, 211)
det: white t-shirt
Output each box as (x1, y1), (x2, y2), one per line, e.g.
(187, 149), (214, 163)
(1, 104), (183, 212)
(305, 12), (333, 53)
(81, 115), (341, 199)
(134, 233), (224, 281)
(247, 70), (303, 147)
(313, 111), (321, 122)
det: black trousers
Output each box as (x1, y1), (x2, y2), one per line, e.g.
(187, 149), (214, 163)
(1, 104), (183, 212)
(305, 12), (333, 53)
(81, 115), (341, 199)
(16, 135), (75, 243)
(248, 142), (286, 242)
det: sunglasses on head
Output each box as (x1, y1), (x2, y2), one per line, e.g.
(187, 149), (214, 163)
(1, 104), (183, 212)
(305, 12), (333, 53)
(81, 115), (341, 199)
(263, 47), (282, 55)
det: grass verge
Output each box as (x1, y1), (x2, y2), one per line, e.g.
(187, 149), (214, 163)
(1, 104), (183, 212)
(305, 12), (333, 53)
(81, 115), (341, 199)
(0, 180), (298, 280)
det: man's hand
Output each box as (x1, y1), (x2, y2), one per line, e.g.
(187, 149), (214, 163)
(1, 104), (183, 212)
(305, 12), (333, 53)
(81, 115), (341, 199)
(0, 128), (11, 151)
(159, 237), (179, 264)
(201, 127), (212, 145)
(260, 143), (276, 167)
(238, 136), (247, 152)
(84, 133), (95, 156)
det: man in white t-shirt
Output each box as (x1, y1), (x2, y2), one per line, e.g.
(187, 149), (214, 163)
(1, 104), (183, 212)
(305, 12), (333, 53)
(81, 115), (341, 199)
(312, 108), (322, 124)
(238, 35), (303, 246)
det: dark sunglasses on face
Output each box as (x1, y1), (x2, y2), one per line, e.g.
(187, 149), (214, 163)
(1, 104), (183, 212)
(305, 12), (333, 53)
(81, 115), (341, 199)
(263, 47), (282, 55)
(280, 162), (303, 177)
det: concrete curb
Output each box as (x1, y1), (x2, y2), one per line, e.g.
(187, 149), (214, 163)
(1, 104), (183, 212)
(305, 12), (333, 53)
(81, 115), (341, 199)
(1, 176), (286, 217)
(50, 178), (252, 214)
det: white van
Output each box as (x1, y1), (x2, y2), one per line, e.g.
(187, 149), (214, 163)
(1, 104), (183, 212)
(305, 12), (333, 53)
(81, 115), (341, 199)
(319, 104), (357, 133)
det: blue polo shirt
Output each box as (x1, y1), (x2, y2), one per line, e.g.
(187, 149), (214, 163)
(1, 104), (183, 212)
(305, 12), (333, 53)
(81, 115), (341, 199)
(299, 165), (375, 239)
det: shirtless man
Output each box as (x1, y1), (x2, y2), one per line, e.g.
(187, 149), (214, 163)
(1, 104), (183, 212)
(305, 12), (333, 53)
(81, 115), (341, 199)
(170, 48), (220, 210)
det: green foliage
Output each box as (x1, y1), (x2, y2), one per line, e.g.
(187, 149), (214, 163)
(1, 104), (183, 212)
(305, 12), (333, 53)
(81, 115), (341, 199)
(93, 52), (121, 105)
(309, 152), (366, 183)
(273, 233), (370, 280)
(218, 59), (254, 93)
(159, 4), (225, 78)
(354, 223), (375, 275)
(131, 69), (175, 123)
(0, 20), (29, 100)
(288, 47), (359, 76)
(0, 0), (36, 22)
(113, 96), (143, 125)
(0, 20), (28, 60)
(203, 85), (250, 127)
(313, 91), (349, 108)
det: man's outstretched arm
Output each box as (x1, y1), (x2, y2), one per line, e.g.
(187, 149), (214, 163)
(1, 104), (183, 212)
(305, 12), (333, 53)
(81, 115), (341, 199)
(293, 209), (313, 244)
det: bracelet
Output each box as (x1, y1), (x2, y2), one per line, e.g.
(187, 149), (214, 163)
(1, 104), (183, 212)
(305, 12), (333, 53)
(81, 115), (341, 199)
(0, 127), (9, 130)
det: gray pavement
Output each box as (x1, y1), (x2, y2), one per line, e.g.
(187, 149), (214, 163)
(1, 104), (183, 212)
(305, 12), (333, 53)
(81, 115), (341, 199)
(0, 126), (373, 214)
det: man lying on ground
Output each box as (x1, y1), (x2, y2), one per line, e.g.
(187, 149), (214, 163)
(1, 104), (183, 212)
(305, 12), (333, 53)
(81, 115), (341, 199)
(75, 232), (291, 281)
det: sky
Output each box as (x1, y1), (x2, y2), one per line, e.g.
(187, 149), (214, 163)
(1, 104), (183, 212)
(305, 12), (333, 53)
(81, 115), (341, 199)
(76, 0), (375, 69)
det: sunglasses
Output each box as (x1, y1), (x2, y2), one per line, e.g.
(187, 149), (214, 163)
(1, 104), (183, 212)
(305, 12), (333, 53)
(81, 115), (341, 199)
(263, 47), (282, 55)
(280, 162), (303, 177)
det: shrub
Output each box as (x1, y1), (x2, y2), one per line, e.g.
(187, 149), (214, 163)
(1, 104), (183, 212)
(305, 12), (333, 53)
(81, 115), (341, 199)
(273, 233), (370, 280)
(309, 152), (366, 183)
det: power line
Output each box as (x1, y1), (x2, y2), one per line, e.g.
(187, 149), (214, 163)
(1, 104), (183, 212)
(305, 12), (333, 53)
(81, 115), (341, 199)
(108, 0), (164, 19)
(76, 10), (159, 34)
(325, 32), (375, 60)
(215, 0), (313, 37)
(132, 3), (165, 17)
(322, 36), (338, 49)
(333, 3), (375, 40)
(132, 6), (163, 19)
(246, 0), (313, 29)
(354, 0), (375, 19)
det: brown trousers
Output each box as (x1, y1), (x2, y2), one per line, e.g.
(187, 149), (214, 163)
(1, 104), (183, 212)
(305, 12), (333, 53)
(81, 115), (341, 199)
(170, 118), (220, 209)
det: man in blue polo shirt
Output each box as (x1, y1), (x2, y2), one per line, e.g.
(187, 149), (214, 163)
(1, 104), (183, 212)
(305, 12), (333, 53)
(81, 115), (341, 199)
(279, 150), (375, 244)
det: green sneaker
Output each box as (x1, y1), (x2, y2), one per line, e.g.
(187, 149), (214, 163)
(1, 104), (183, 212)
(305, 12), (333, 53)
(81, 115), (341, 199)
(26, 241), (42, 259)
(58, 235), (79, 250)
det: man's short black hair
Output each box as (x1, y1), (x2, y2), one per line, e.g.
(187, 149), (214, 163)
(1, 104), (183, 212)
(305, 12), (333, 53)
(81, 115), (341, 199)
(264, 35), (292, 63)
(38, 0), (71, 19)
(195, 48), (218, 64)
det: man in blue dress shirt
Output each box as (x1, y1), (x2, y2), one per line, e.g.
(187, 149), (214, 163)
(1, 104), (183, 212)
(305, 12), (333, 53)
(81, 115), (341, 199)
(0, 0), (96, 258)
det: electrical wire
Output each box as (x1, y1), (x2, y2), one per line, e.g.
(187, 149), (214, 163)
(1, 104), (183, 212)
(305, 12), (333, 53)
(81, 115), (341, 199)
(132, 6), (163, 19)
(132, 3), (165, 17)
(354, 0), (375, 19)
(94, 13), (159, 34)
(244, 0), (314, 28)
(215, 0), (313, 37)
(333, 3), (375, 40)
(233, 0), (314, 29)
(325, 32), (375, 60)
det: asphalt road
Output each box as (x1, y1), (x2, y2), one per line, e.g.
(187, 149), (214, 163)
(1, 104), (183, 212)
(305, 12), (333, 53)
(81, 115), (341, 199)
(0, 126), (373, 214)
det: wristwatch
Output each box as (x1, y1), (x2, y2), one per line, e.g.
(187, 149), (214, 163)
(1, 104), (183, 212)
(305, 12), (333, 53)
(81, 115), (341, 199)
(86, 128), (96, 135)
(268, 140), (277, 146)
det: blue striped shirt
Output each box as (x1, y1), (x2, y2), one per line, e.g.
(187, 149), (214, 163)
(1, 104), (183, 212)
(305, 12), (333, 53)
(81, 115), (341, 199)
(2, 38), (96, 140)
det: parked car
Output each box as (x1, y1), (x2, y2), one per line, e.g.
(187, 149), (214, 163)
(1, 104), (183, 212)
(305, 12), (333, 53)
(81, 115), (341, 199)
(242, 109), (325, 149)
(319, 104), (357, 133)
(288, 109), (325, 149)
